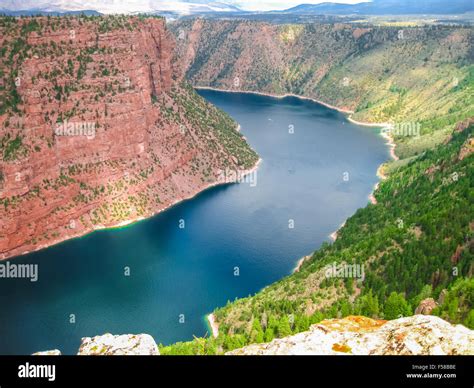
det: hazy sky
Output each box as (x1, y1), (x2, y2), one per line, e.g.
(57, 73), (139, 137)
(231, 1), (368, 11)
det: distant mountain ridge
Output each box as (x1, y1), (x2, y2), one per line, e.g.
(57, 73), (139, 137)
(3, 0), (472, 17)
(283, 0), (474, 15)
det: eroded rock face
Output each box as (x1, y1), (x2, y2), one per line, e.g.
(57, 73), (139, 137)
(415, 298), (438, 315)
(458, 137), (474, 161)
(0, 16), (258, 259)
(227, 315), (474, 355)
(77, 334), (159, 355)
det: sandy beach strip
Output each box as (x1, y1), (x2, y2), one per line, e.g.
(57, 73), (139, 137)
(380, 130), (399, 161)
(346, 118), (397, 205)
(207, 313), (219, 338)
(369, 183), (380, 205)
(293, 253), (314, 273)
(329, 221), (347, 242)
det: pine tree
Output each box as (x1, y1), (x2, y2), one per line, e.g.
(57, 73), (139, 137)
(250, 318), (265, 344)
(355, 289), (379, 318)
(277, 315), (292, 337)
(264, 327), (274, 342)
(384, 292), (411, 320)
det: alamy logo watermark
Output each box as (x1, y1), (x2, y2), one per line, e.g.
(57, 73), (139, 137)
(54, 121), (96, 139)
(18, 363), (55, 382)
(325, 262), (365, 280)
(442, 171), (459, 186)
(0, 261), (38, 282)
(383, 122), (421, 137)
(397, 29), (423, 41)
(217, 168), (257, 187)
(233, 77), (240, 88)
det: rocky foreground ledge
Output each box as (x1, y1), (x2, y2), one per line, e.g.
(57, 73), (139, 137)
(33, 315), (473, 355)
(228, 315), (474, 355)
(34, 334), (159, 356)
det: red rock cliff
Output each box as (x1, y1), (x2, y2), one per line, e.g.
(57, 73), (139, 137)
(0, 15), (258, 259)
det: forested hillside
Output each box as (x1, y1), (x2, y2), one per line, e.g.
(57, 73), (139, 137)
(159, 19), (473, 354)
(171, 19), (473, 158)
(161, 121), (473, 355)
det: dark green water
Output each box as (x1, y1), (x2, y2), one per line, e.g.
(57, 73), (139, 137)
(0, 90), (389, 354)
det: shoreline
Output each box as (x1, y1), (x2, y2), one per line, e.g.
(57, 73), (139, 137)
(206, 87), (397, 246)
(195, 86), (355, 115)
(197, 86), (398, 273)
(293, 253), (314, 273)
(1, 155), (262, 262)
(329, 220), (347, 243)
(346, 117), (398, 161)
(380, 130), (399, 162)
(198, 86), (398, 162)
(6, 88), (396, 280)
(207, 313), (219, 338)
(369, 183), (379, 205)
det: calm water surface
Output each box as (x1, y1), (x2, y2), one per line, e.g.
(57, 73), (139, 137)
(0, 90), (388, 354)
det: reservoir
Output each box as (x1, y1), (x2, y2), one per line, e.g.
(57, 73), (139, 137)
(0, 90), (389, 354)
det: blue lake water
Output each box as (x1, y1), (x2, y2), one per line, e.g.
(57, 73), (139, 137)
(0, 90), (388, 354)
